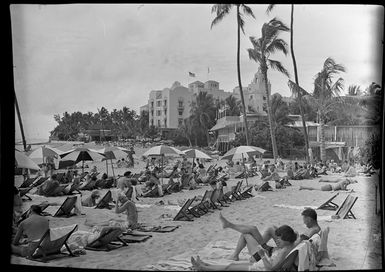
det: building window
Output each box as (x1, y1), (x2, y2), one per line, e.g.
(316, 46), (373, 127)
(178, 118), (183, 126)
(263, 96), (266, 101)
(178, 100), (183, 108)
(178, 110), (183, 116)
(250, 95), (253, 99)
(164, 109), (167, 115)
(157, 120), (161, 127)
(150, 110), (154, 116)
(151, 101), (154, 108)
(157, 101), (161, 107)
(157, 110), (161, 116)
(151, 119), (154, 126)
(164, 119), (167, 127)
(164, 100), (167, 106)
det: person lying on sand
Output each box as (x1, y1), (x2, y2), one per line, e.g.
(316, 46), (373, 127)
(81, 190), (101, 207)
(191, 224), (298, 271)
(300, 178), (356, 191)
(12, 205), (49, 257)
(115, 195), (139, 229)
(221, 208), (320, 262)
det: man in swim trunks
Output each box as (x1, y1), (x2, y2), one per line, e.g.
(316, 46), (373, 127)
(12, 205), (49, 257)
(300, 178), (356, 191)
(224, 208), (321, 261)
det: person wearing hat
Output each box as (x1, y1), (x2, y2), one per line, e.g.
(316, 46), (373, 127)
(12, 205), (49, 257)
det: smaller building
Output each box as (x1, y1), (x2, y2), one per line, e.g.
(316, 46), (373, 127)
(139, 104), (149, 114)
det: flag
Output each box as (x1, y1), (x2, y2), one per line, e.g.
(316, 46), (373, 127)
(188, 72), (196, 77)
(208, 67), (210, 74)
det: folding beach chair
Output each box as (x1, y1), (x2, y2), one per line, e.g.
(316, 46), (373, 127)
(229, 181), (245, 201)
(95, 190), (114, 209)
(334, 194), (358, 219)
(142, 186), (162, 198)
(214, 188), (230, 207)
(19, 177), (39, 188)
(271, 248), (299, 271)
(33, 177), (49, 187)
(218, 188), (232, 204)
(53, 196), (78, 217)
(223, 182), (239, 202)
(186, 196), (203, 217)
(191, 190), (214, 214)
(317, 193), (340, 210)
(166, 180), (181, 193)
(27, 224), (78, 262)
(17, 202), (51, 225)
(209, 189), (224, 210)
(19, 187), (33, 201)
(239, 185), (253, 198)
(66, 182), (82, 195)
(85, 227), (128, 251)
(50, 184), (69, 196)
(234, 171), (246, 179)
(173, 198), (195, 221)
(79, 179), (97, 191)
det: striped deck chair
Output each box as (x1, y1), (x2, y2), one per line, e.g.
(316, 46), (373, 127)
(19, 187), (33, 201)
(66, 182), (82, 195)
(33, 177), (49, 187)
(223, 182), (240, 202)
(317, 193), (339, 210)
(19, 177), (39, 188)
(218, 188), (232, 204)
(173, 198), (195, 221)
(189, 191), (213, 215)
(27, 224), (78, 262)
(334, 194), (358, 219)
(53, 196), (78, 217)
(209, 189), (223, 210)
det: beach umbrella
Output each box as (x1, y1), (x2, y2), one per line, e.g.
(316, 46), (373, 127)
(183, 149), (212, 168)
(15, 149), (40, 171)
(221, 145), (266, 185)
(28, 145), (69, 165)
(94, 146), (130, 177)
(60, 147), (105, 174)
(142, 145), (184, 184)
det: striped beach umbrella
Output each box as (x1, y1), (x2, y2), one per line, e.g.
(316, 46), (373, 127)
(61, 147), (105, 173)
(28, 145), (70, 165)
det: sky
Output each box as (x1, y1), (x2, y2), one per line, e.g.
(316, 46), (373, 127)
(11, 4), (384, 142)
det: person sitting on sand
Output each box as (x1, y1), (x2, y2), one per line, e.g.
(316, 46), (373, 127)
(344, 161), (357, 177)
(95, 173), (108, 189)
(115, 195), (139, 229)
(300, 178), (356, 191)
(12, 205), (49, 257)
(262, 165), (281, 182)
(117, 171), (132, 191)
(341, 160), (349, 173)
(90, 165), (98, 174)
(191, 223), (298, 271)
(81, 190), (101, 207)
(221, 208), (320, 262)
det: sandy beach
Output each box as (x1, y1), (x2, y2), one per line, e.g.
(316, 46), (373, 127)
(11, 146), (382, 270)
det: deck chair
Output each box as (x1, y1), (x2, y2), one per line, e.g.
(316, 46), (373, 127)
(166, 180), (181, 193)
(53, 196), (78, 217)
(173, 198), (195, 221)
(19, 177), (39, 188)
(17, 202), (51, 225)
(317, 193), (340, 210)
(271, 248), (299, 271)
(51, 184), (70, 196)
(79, 179), (97, 191)
(142, 186), (162, 198)
(334, 194), (358, 219)
(191, 190), (214, 214)
(234, 171), (246, 179)
(119, 233), (152, 243)
(19, 187), (33, 201)
(95, 190), (114, 209)
(33, 177), (49, 187)
(229, 181), (244, 200)
(85, 227), (127, 251)
(223, 182), (239, 201)
(209, 189), (224, 210)
(239, 185), (253, 198)
(66, 182), (82, 195)
(218, 188), (232, 204)
(186, 196), (203, 217)
(27, 224), (78, 262)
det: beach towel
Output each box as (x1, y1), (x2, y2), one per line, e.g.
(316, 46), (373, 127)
(273, 204), (318, 210)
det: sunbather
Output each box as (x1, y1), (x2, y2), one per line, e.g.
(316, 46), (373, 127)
(223, 208), (320, 261)
(191, 224), (298, 271)
(300, 178), (356, 191)
(344, 162), (357, 177)
(35, 174), (60, 197)
(82, 190), (101, 207)
(115, 195), (139, 229)
(12, 205), (49, 257)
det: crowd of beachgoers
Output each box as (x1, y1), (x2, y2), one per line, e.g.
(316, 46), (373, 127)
(11, 142), (381, 270)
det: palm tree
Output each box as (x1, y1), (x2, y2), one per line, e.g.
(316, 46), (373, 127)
(247, 18), (290, 161)
(190, 92), (217, 146)
(267, 4), (310, 162)
(271, 93), (294, 127)
(347, 85), (362, 96)
(211, 4), (255, 145)
(304, 57), (346, 162)
(224, 95), (241, 116)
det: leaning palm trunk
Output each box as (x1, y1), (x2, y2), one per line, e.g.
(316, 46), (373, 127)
(290, 4), (310, 162)
(262, 66), (278, 161)
(236, 5), (250, 145)
(319, 114), (326, 162)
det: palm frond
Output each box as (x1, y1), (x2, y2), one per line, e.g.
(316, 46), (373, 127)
(268, 59), (290, 78)
(268, 17), (290, 32)
(247, 48), (262, 64)
(265, 38), (289, 56)
(241, 4), (255, 18)
(330, 77), (345, 95)
(238, 12), (245, 34)
(210, 4), (233, 29)
(266, 4), (275, 14)
(287, 80), (309, 97)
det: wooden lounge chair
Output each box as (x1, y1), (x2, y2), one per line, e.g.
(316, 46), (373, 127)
(19, 187), (33, 201)
(142, 186), (162, 198)
(173, 198), (195, 221)
(317, 193), (340, 210)
(66, 182), (82, 195)
(95, 190), (114, 209)
(229, 181), (245, 201)
(209, 189), (224, 210)
(223, 182), (240, 202)
(186, 196), (203, 217)
(190, 190), (214, 214)
(85, 227), (127, 251)
(27, 224), (78, 262)
(17, 202), (51, 225)
(239, 185), (253, 198)
(79, 179), (97, 191)
(53, 196), (78, 217)
(334, 194), (358, 219)
(218, 188), (232, 204)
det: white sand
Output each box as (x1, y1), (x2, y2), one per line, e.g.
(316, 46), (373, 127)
(11, 147), (382, 270)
